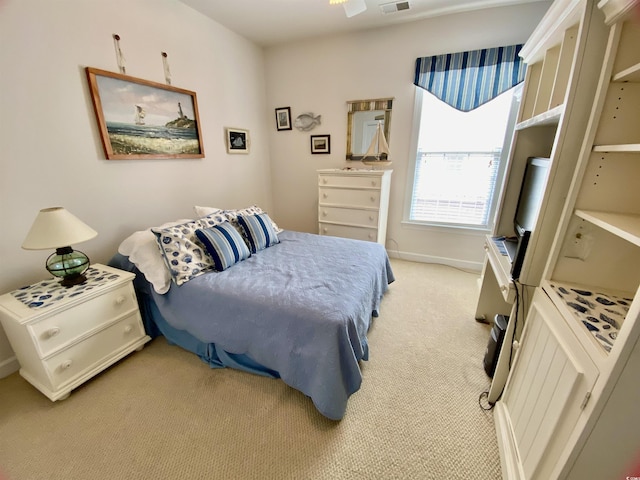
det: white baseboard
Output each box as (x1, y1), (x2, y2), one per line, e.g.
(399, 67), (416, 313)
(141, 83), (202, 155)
(386, 249), (483, 273)
(0, 355), (19, 379)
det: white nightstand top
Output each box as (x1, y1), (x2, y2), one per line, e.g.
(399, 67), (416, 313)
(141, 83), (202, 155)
(10, 265), (125, 310)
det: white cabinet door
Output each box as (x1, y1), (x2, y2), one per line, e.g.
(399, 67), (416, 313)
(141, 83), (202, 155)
(497, 288), (598, 480)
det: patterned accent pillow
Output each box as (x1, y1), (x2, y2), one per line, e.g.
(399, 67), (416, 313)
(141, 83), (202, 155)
(195, 222), (251, 271)
(237, 213), (280, 253)
(193, 205), (282, 233)
(198, 211), (228, 228)
(152, 220), (214, 286)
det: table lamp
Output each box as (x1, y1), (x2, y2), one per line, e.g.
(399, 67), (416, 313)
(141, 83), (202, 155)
(22, 207), (98, 287)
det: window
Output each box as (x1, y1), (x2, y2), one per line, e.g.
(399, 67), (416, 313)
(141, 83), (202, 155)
(407, 87), (517, 230)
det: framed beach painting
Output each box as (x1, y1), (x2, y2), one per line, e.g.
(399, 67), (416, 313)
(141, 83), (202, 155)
(225, 127), (250, 154)
(85, 67), (204, 160)
(310, 135), (330, 154)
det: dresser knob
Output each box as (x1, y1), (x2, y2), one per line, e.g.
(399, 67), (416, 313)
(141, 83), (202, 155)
(124, 325), (133, 334)
(48, 327), (60, 338)
(368, 233), (374, 239)
(369, 216), (374, 221)
(323, 193), (328, 199)
(513, 340), (520, 351)
(115, 295), (126, 305)
(61, 360), (73, 370)
(371, 181), (376, 186)
(322, 178), (327, 184)
(370, 196), (375, 202)
(322, 211), (327, 217)
(501, 285), (507, 292)
(322, 228), (328, 233)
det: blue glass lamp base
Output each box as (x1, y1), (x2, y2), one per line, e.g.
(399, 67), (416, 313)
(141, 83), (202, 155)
(46, 247), (91, 287)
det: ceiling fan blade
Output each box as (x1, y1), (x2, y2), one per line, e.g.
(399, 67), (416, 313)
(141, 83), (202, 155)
(343, 0), (367, 17)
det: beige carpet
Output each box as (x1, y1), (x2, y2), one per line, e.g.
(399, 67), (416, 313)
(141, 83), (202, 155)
(0, 259), (501, 480)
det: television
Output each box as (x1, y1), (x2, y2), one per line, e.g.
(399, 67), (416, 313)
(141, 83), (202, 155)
(508, 156), (550, 280)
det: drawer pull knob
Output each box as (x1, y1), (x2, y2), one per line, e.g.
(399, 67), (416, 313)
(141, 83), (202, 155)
(368, 233), (374, 239)
(124, 325), (133, 334)
(369, 216), (374, 221)
(322, 211), (327, 217)
(115, 295), (126, 305)
(370, 196), (375, 202)
(48, 327), (60, 338)
(513, 340), (520, 351)
(323, 193), (328, 199)
(61, 360), (73, 370)
(500, 285), (507, 292)
(322, 228), (328, 233)
(322, 178), (327, 184)
(371, 181), (376, 186)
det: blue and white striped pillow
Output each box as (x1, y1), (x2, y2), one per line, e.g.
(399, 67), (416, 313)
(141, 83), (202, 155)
(237, 213), (280, 253)
(195, 222), (251, 271)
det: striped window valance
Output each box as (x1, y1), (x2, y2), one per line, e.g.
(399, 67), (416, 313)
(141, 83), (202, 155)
(414, 45), (525, 112)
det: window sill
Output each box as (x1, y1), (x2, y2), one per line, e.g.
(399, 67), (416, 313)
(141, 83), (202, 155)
(401, 220), (491, 236)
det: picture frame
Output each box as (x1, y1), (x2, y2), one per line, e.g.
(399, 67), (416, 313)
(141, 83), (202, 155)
(310, 135), (331, 154)
(275, 106), (292, 131)
(85, 67), (204, 160)
(225, 128), (250, 154)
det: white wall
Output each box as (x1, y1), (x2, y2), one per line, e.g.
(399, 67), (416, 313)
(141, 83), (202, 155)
(264, 2), (551, 270)
(0, 0), (272, 375)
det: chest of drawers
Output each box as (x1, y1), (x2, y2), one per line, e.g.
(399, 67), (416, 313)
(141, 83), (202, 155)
(0, 264), (150, 400)
(317, 169), (392, 245)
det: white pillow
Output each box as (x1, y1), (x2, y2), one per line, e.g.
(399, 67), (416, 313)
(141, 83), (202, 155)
(194, 205), (224, 218)
(118, 219), (192, 294)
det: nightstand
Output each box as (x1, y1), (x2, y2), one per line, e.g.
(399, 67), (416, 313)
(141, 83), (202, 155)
(0, 264), (150, 400)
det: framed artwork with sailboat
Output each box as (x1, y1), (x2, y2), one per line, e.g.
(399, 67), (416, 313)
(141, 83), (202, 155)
(85, 67), (204, 160)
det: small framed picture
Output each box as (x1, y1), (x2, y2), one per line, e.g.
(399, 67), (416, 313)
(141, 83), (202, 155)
(225, 128), (250, 154)
(275, 106), (292, 131)
(310, 135), (330, 154)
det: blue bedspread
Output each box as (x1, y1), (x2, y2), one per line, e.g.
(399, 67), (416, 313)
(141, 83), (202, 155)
(116, 231), (394, 419)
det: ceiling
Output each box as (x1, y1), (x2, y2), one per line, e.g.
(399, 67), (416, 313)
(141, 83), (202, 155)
(179, 0), (550, 47)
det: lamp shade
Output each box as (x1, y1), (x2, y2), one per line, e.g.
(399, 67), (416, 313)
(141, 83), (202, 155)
(22, 207), (97, 250)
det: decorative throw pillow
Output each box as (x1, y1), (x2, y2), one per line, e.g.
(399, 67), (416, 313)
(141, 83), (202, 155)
(198, 211), (228, 229)
(118, 218), (192, 294)
(152, 220), (214, 286)
(195, 222), (251, 271)
(210, 205), (283, 233)
(237, 213), (280, 253)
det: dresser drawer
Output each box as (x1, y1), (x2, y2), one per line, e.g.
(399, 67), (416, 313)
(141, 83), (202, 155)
(319, 187), (381, 208)
(319, 223), (378, 242)
(43, 313), (146, 388)
(28, 283), (137, 358)
(319, 174), (382, 189)
(319, 206), (379, 227)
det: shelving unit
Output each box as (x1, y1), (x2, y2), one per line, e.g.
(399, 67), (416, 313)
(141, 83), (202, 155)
(494, 0), (640, 478)
(474, 0), (609, 407)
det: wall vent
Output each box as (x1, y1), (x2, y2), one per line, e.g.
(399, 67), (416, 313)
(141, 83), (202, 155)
(380, 1), (411, 14)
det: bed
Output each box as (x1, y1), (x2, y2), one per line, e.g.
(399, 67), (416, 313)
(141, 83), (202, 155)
(109, 207), (394, 420)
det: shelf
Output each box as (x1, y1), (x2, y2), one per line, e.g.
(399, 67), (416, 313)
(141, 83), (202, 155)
(612, 62), (640, 82)
(575, 209), (640, 246)
(544, 279), (634, 354)
(516, 104), (563, 130)
(593, 143), (640, 152)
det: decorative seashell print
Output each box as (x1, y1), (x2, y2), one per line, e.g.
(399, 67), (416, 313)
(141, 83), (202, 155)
(294, 112), (321, 131)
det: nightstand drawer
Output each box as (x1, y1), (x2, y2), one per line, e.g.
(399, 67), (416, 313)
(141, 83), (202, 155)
(44, 313), (145, 388)
(319, 206), (379, 227)
(29, 283), (137, 358)
(319, 175), (382, 189)
(319, 188), (381, 208)
(319, 223), (378, 242)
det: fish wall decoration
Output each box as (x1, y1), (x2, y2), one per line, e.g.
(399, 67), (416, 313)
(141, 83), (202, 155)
(294, 112), (321, 131)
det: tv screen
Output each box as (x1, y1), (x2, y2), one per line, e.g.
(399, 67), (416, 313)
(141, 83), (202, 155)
(514, 157), (550, 236)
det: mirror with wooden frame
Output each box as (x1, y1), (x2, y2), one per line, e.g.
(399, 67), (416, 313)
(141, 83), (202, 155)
(346, 98), (393, 160)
